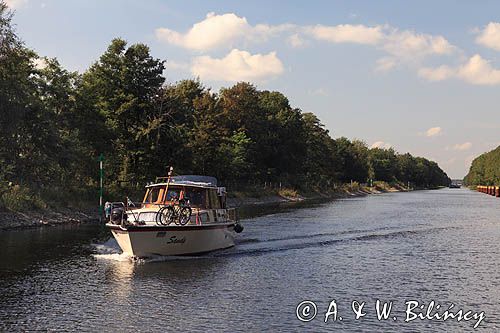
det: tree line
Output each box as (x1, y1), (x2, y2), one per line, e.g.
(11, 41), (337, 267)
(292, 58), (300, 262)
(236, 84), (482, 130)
(0, 3), (450, 209)
(464, 146), (500, 186)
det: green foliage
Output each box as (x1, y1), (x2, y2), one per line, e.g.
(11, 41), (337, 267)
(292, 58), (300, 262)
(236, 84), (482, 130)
(278, 188), (299, 198)
(369, 148), (398, 182)
(0, 4), (451, 211)
(219, 130), (253, 182)
(334, 137), (369, 182)
(1, 185), (46, 211)
(464, 146), (500, 185)
(343, 181), (361, 192)
(301, 112), (337, 187)
(77, 38), (166, 186)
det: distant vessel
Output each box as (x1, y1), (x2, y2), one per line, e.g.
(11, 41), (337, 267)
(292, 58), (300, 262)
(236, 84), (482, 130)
(449, 180), (462, 188)
(105, 173), (243, 258)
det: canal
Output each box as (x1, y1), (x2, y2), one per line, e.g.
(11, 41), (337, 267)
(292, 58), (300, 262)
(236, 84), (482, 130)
(1, 188), (499, 332)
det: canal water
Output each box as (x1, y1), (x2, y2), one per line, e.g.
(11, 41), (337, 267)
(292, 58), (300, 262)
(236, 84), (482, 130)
(1, 188), (500, 332)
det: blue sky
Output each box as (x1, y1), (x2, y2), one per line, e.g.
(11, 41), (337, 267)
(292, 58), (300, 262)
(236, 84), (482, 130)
(7, 0), (500, 178)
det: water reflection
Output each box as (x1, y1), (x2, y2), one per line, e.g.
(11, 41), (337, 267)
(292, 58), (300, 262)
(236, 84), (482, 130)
(104, 260), (136, 300)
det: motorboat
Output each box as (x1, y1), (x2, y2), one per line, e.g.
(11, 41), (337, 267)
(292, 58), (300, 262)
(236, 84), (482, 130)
(105, 174), (243, 257)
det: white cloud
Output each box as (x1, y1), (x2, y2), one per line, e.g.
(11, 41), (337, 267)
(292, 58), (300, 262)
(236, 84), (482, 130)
(375, 30), (455, 72)
(155, 16), (390, 51)
(155, 14), (455, 64)
(5, 0), (28, 8)
(452, 142), (472, 151)
(156, 13), (459, 81)
(476, 22), (500, 51)
(304, 24), (456, 74)
(419, 54), (500, 85)
(155, 12), (251, 51)
(155, 12), (293, 51)
(191, 49), (284, 82)
(457, 54), (500, 85)
(288, 33), (305, 48)
(370, 141), (392, 149)
(382, 29), (454, 61)
(253, 23), (295, 37)
(306, 24), (384, 45)
(305, 24), (455, 67)
(425, 127), (442, 137)
(418, 65), (455, 81)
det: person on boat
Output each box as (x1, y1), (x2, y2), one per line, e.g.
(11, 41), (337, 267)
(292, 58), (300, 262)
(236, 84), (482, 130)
(167, 190), (178, 202)
(104, 202), (111, 220)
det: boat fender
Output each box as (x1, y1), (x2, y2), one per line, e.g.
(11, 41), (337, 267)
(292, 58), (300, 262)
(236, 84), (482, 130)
(234, 223), (244, 233)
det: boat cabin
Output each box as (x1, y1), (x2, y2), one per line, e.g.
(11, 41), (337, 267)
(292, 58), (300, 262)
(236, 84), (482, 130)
(141, 175), (227, 210)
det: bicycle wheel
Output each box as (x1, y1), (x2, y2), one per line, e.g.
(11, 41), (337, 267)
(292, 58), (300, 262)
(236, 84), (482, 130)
(155, 207), (165, 225)
(178, 206), (192, 226)
(159, 206), (175, 225)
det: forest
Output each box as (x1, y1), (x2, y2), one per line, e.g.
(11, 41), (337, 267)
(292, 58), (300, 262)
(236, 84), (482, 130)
(464, 146), (500, 186)
(0, 3), (450, 210)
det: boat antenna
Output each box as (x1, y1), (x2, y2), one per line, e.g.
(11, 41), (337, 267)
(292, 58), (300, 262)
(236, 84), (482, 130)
(164, 166), (174, 203)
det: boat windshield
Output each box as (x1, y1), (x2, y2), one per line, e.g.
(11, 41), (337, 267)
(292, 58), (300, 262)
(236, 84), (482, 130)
(143, 185), (211, 208)
(183, 187), (206, 208)
(144, 186), (164, 204)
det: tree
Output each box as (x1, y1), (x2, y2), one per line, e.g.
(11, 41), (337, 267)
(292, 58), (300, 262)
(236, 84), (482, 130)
(257, 91), (306, 185)
(368, 148), (398, 182)
(464, 146), (500, 185)
(219, 130), (253, 184)
(334, 137), (369, 182)
(188, 87), (223, 177)
(78, 38), (165, 186)
(301, 112), (337, 188)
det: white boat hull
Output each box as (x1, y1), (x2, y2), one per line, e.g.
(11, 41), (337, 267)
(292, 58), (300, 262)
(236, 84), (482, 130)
(107, 223), (236, 257)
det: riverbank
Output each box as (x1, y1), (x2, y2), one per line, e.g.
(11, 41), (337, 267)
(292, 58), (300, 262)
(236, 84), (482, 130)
(0, 181), (410, 231)
(227, 181), (408, 208)
(0, 207), (100, 231)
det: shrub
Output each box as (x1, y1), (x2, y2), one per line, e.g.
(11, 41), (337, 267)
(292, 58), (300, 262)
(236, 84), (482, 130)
(279, 188), (298, 198)
(1, 185), (46, 211)
(342, 181), (360, 192)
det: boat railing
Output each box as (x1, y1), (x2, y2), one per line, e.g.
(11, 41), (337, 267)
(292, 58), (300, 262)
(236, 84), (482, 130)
(128, 201), (189, 209)
(125, 201), (239, 223)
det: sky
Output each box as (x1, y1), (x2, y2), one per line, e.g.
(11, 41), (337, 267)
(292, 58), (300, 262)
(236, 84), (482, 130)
(6, 0), (500, 179)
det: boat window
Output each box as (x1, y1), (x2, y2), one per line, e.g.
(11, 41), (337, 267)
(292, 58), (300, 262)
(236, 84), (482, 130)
(183, 187), (206, 208)
(165, 188), (181, 201)
(219, 194), (226, 209)
(208, 189), (221, 209)
(145, 187), (163, 204)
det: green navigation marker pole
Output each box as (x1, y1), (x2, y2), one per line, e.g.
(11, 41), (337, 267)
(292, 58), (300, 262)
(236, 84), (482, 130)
(98, 153), (104, 220)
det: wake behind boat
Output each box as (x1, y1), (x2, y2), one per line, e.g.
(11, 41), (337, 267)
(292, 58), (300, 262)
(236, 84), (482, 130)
(105, 172), (243, 258)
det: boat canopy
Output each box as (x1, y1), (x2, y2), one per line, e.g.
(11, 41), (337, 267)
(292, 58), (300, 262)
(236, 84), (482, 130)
(146, 175), (218, 189)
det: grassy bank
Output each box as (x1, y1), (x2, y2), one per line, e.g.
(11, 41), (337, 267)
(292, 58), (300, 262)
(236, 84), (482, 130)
(227, 181), (411, 208)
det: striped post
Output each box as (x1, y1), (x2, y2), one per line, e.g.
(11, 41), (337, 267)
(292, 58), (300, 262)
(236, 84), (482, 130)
(98, 153), (104, 218)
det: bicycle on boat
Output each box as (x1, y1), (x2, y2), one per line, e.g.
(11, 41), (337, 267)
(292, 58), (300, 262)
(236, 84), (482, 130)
(155, 198), (192, 226)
